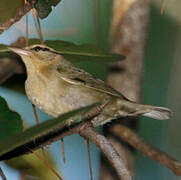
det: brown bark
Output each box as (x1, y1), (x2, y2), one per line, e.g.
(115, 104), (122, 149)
(99, 0), (150, 179)
(110, 124), (181, 176)
(0, 0), (36, 35)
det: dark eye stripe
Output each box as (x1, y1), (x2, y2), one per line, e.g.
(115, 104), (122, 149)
(72, 78), (86, 84)
(42, 48), (50, 51)
(31, 46), (50, 52)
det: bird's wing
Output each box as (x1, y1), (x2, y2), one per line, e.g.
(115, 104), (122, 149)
(56, 64), (128, 100)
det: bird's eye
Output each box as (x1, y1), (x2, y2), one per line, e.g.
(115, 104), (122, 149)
(33, 46), (41, 52)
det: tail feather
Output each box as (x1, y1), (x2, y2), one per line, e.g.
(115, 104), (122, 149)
(143, 106), (172, 120)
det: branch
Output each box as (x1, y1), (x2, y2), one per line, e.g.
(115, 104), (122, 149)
(0, 103), (107, 159)
(47, 121), (132, 180)
(110, 124), (181, 176)
(79, 123), (132, 180)
(0, 0), (36, 35)
(0, 167), (7, 180)
(1, 102), (181, 178)
(0, 103), (132, 180)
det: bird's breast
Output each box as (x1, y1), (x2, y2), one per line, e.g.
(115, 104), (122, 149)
(25, 73), (102, 117)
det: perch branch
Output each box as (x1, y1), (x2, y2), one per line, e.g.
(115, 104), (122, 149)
(110, 124), (181, 176)
(23, 109), (181, 178)
(0, 167), (7, 180)
(0, 0), (36, 35)
(79, 123), (132, 180)
(25, 120), (132, 179)
(1, 103), (181, 178)
(0, 103), (132, 180)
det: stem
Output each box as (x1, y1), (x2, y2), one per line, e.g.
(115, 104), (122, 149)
(0, 167), (7, 180)
(85, 139), (93, 180)
(61, 139), (66, 163)
(32, 104), (39, 124)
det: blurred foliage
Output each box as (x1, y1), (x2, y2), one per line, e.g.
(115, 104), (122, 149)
(0, 0), (24, 24)
(39, 39), (125, 62)
(0, 39), (125, 63)
(0, 0), (61, 25)
(0, 96), (23, 140)
(6, 149), (61, 180)
(0, 44), (8, 52)
(35, 0), (61, 19)
(0, 96), (61, 180)
(136, 5), (178, 180)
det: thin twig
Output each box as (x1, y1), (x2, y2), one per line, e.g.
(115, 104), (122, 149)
(25, 13), (29, 46)
(85, 139), (93, 180)
(24, 0), (29, 47)
(160, 0), (167, 14)
(0, 0), (36, 35)
(61, 139), (66, 163)
(79, 123), (132, 180)
(110, 124), (181, 176)
(32, 104), (47, 157)
(31, 8), (44, 44)
(20, 171), (26, 180)
(30, 150), (63, 180)
(32, 104), (39, 124)
(0, 167), (7, 180)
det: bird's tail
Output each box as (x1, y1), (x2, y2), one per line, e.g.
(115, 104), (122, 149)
(116, 99), (172, 120)
(141, 105), (172, 120)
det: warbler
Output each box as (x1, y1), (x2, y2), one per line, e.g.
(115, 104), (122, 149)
(8, 45), (171, 126)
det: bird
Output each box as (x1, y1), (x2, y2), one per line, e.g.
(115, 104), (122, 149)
(8, 44), (172, 126)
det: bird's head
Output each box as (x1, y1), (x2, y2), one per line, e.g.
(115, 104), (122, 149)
(8, 44), (61, 74)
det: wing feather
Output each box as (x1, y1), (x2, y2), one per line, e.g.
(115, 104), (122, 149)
(56, 64), (128, 100)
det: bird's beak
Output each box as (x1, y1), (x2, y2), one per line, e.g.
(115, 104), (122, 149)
(8, 47), (31, 56)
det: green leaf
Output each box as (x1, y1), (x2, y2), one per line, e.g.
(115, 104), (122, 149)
(0, 44), (8, 53)
(0, 96), (23, 141)
(0, 103), (98, 160)
(35, 0), (61, 19)
(29, 39), (125, 62)
(0, 0), (24, 24)
(0, 39), (125, 63)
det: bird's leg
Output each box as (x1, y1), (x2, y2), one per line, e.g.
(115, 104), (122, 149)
(85, 139), (93, 180)
(61, 138), (66, 163)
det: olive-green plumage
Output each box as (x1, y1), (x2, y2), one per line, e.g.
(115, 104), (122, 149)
(8, 45), (172, 126)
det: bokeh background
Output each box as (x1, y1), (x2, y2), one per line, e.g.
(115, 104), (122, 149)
(0, 0), (181, 179)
